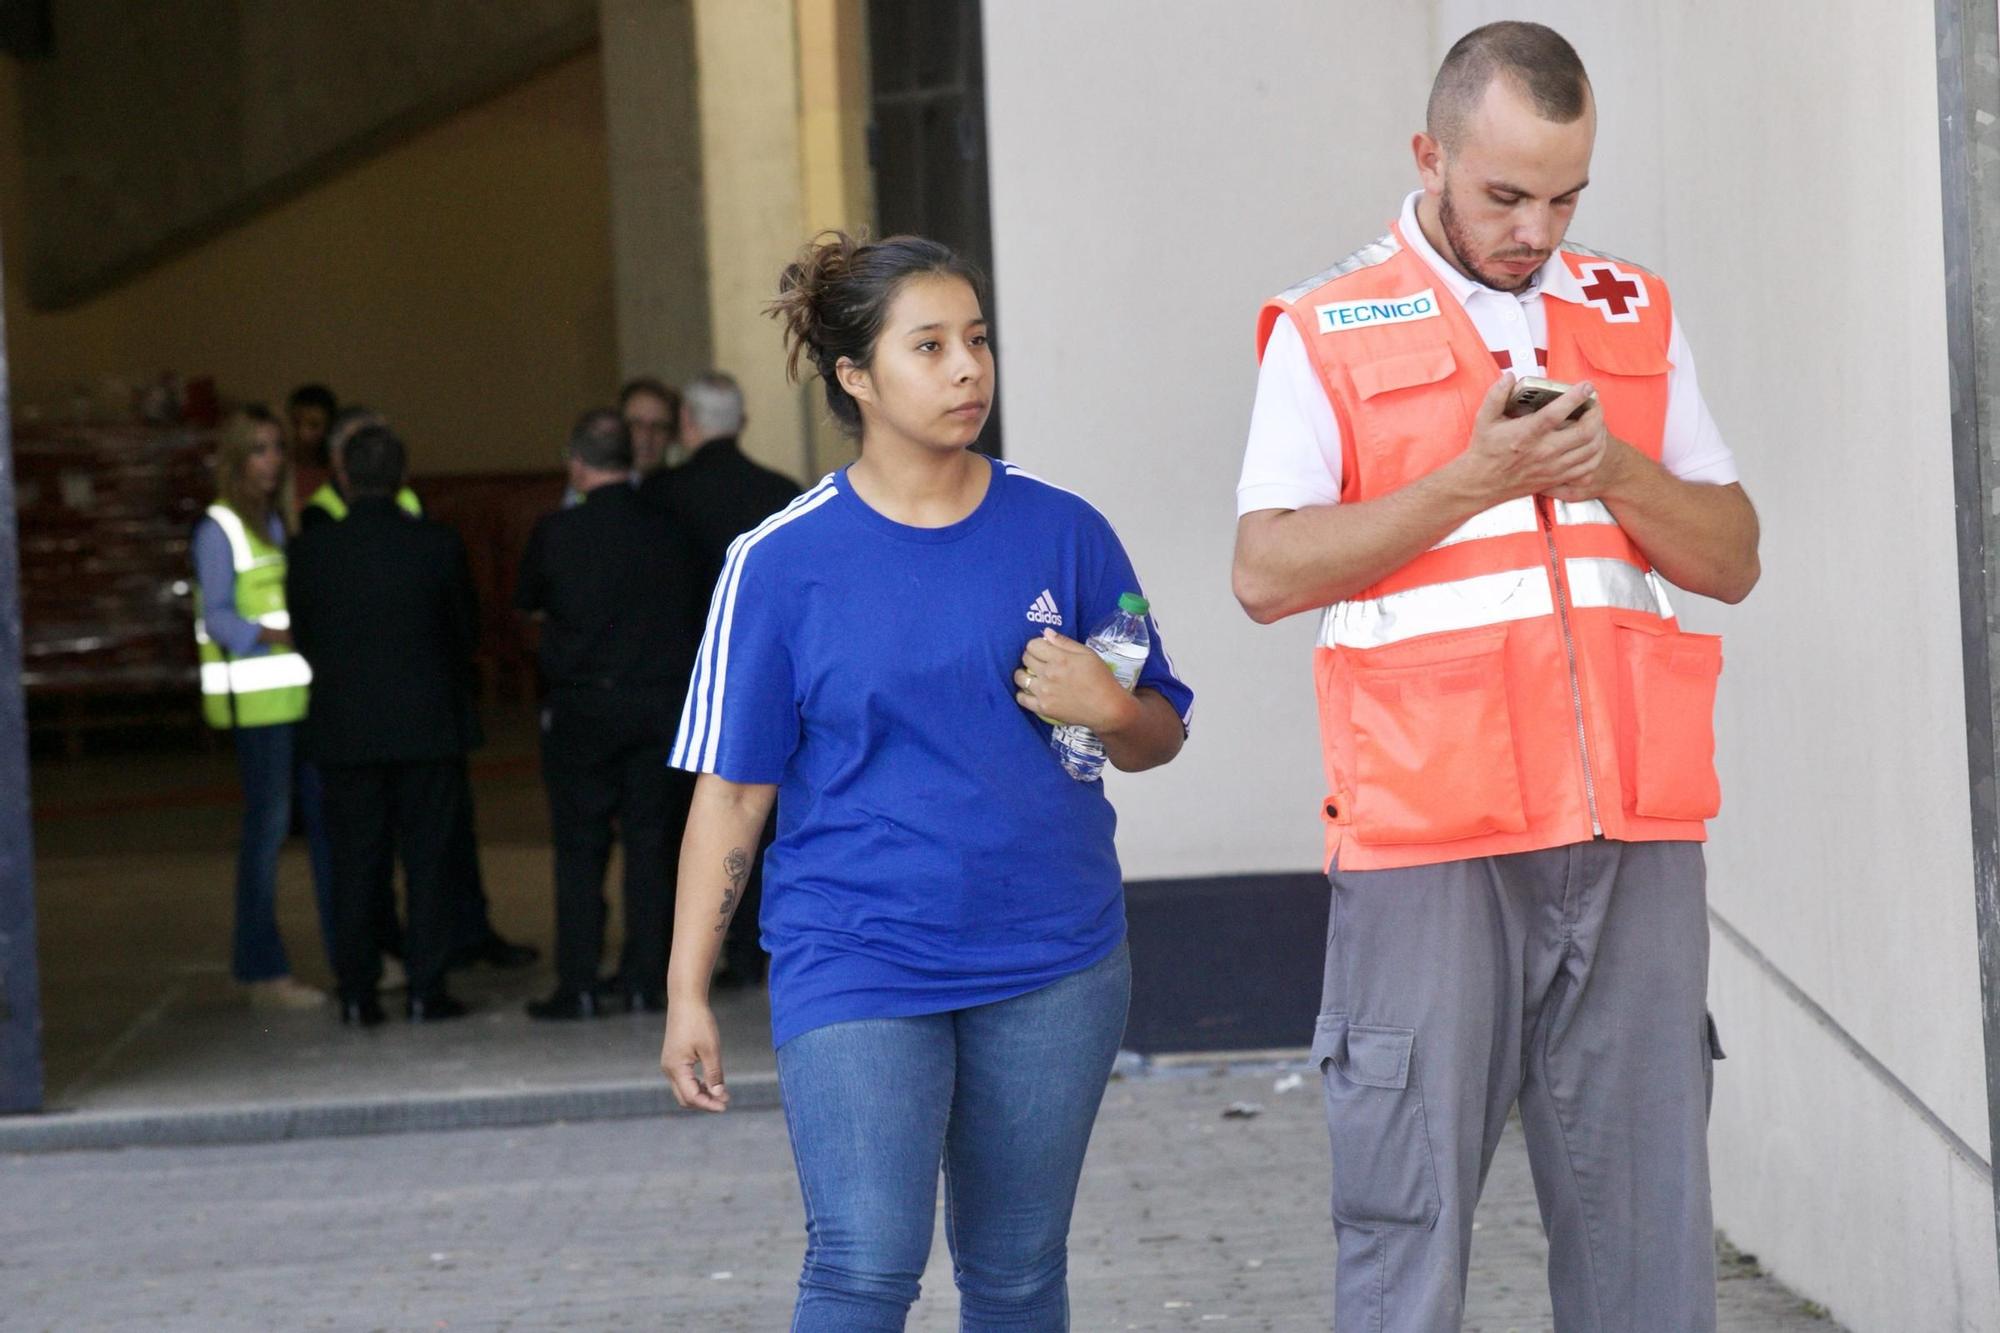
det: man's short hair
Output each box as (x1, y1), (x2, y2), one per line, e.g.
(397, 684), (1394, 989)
(1427, 21), (1590, 150)
(343, 424), (408, 497)
(569, 408), (634, 471)
(682, 372), (746, 441)
(287, 383), (337, 417)
(618, 376), (677, 413)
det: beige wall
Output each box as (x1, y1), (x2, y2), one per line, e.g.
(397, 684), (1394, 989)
(599, 0), (710, 392)
(0, 50), (617, 475)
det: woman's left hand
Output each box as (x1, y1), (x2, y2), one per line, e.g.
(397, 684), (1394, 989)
(1014, 630), (1139, 733)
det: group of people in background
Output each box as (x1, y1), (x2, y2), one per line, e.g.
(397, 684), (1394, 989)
(190, 372), (794, 1025)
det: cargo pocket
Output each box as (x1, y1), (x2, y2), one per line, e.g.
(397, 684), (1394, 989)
(1615, 623), (1723, 821)
(1703, 1010), (1727, 1119)
(1313, 1013), (1440, 1230)
(1345, 626), (1527, 844)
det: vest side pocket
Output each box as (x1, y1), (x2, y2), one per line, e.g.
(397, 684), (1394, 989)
(1615, 624), (1723, 820)
(1343, 626), (1527, 845)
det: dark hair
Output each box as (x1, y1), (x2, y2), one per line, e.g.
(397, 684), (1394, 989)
(769, 231), (984, 433)
(342, 424), (407, 498)
(618, 376), (680, 417)
(1427, 22), (1590, 150)
(568, 408), (634, 471)
(286, 383), (337, 417)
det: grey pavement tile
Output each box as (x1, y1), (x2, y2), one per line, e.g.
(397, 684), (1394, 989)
(2, 1071), (1841, 1331)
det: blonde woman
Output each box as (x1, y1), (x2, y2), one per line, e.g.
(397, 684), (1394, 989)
(192, 406), (325, 1007)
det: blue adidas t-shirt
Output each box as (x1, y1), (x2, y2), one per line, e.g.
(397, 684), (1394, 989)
(672, 455), (1194, 1048)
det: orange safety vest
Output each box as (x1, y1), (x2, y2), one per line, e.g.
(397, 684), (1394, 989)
(1258, 219), (1723, 872)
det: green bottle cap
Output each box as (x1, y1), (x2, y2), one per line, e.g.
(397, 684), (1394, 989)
(1118, 592), (1149, 616)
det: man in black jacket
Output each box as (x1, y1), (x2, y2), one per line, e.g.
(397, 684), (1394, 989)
(638, 372), (801, 595)
(518, 410), (705, 1018)
(297, 407), (537, 984)
(288, 425), (480, 1025)
(638, 372), (799, 988)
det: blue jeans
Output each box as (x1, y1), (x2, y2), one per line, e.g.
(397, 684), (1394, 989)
(294, 758), (338, 969)
(231, 723), (297, 982)
(774, 941), (1131, 1331)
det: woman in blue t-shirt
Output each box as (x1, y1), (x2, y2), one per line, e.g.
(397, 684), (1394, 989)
(659, 232), (1192, 1327)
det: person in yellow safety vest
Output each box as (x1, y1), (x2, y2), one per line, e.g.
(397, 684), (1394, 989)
(1232, 23), (1760, 1331)
(191, 406), (328, 1010)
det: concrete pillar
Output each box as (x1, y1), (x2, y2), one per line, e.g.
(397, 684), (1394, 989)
(602, 0), (875, 482)
(795, 0), (874, 476)
(598, 0), (712, 391)
(690, 0), (812, 480)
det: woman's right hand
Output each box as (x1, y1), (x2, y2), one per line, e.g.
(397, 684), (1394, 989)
(661, 999), (729, 1112)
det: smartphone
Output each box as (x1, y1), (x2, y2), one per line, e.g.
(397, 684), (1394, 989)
(1504, 375), (1593, 421)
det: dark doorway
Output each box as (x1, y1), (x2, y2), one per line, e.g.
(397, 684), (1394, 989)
(867, 0), (1000, 456)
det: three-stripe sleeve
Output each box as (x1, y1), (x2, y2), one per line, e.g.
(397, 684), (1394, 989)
(670, 483), (837, 779)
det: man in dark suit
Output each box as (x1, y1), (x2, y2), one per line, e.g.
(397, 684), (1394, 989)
(299, 406), (537, 981)
(517, 410), (705, 1018)
(288, 425), (481, 1025)
(638, 371), (800, 989)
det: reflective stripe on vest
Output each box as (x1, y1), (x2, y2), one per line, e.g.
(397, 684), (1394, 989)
(1263, 220), (1722, 871)
(1319, 499), (1675, 650)
(305, 484), (424, 522)
(195, 503), (311, 729)
(201, 654), (314, 695)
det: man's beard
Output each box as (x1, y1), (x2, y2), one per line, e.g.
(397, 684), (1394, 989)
(1439, 187), (1543, 294)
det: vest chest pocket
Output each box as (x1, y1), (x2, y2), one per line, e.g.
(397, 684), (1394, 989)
(1572, 330), (1672, 458)
(1613, 622), (1723, 821)
(1342, 344), (1466, 491)
(1342, 625), (1527, 845)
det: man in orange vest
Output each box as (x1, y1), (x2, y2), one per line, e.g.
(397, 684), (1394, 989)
(1232, 22), (1760, 1330)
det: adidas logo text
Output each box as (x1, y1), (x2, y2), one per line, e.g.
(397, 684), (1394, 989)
(1026, 590), (1063, 626)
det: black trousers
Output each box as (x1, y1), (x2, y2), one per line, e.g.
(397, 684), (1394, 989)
(369, 761), (498, 965)
(321, 758), (462, 1002)
(542, 688), (689, 997)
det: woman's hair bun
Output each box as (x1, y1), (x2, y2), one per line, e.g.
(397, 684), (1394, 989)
(772, 231), (861, 385)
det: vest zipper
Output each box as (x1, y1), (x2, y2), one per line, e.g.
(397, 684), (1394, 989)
(1538, 498), (1602, 838)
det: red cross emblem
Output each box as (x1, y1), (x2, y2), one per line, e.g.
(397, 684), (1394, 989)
(1578, 262), (1648, 324)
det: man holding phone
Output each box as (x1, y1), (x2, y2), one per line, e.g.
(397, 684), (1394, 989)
(1231, 21), (1759, 1331)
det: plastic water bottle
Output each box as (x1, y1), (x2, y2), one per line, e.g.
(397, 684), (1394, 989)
(1051, 593), (1151, 782)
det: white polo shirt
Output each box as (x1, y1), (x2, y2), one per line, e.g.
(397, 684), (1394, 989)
(1236, 192), (1739, 517)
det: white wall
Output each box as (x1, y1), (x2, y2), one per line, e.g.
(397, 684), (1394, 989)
(986, 2), (1998, 1327)
(984, 0), (1432, 879)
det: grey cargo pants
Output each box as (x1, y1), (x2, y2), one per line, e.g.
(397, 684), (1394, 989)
(1315, 839), (1720, 1331)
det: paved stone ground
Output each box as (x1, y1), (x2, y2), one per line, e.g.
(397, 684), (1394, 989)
(2, 1069), (1839, 1332)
